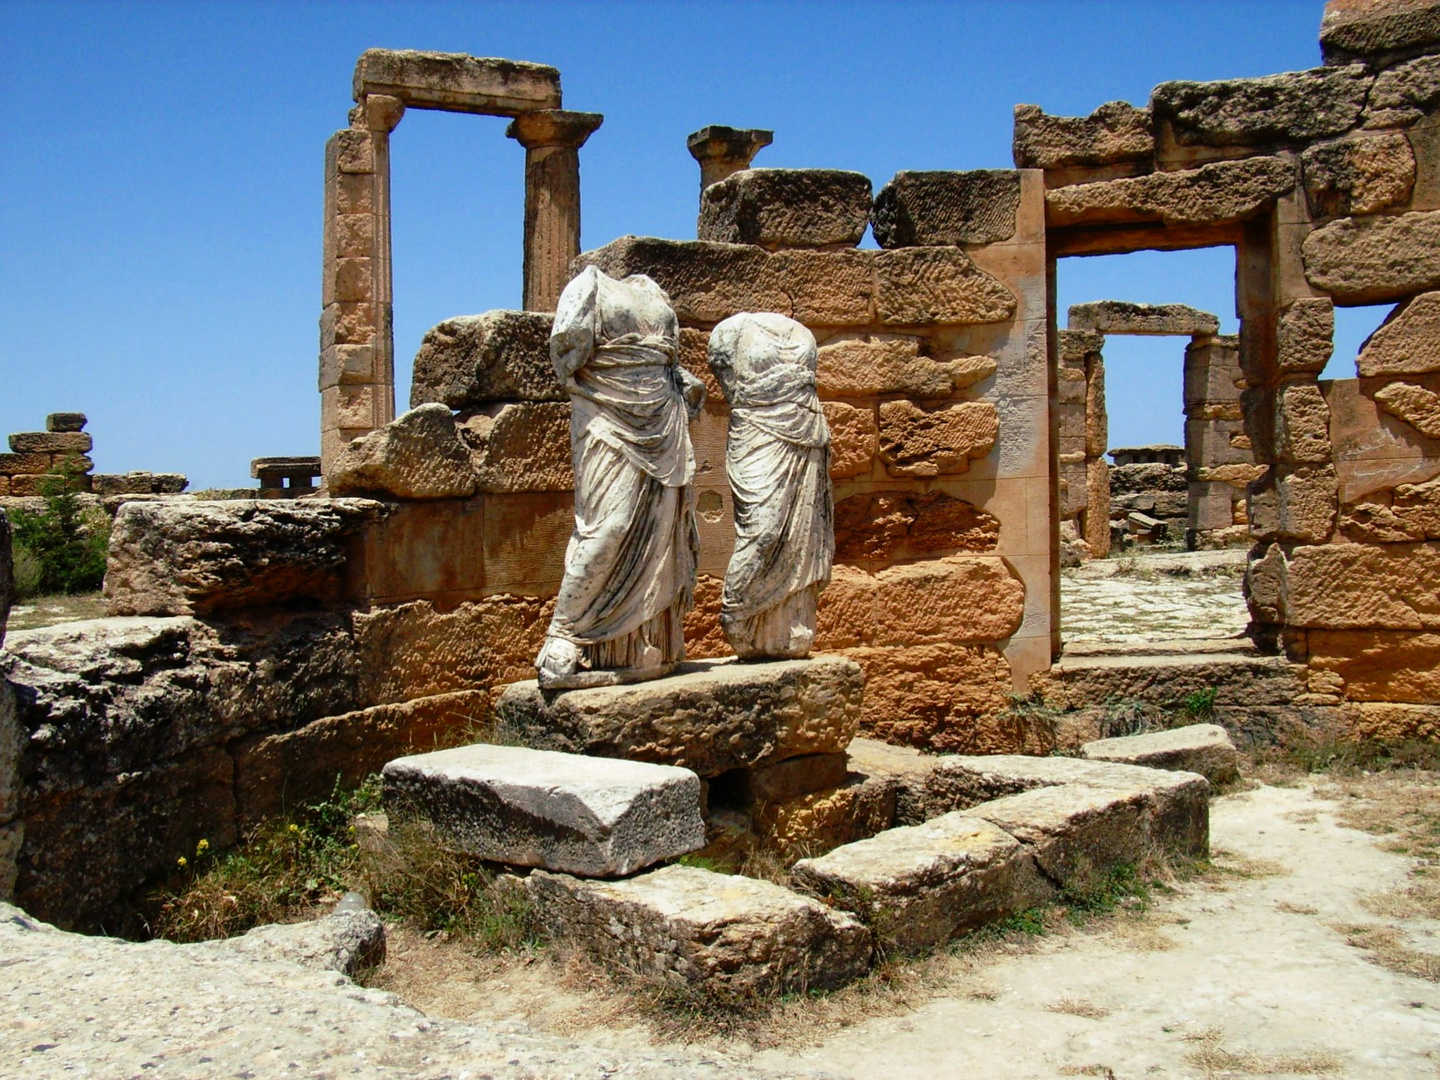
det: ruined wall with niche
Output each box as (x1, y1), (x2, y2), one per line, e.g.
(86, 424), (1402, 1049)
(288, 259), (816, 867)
(1021, 0), (1440, 740)
(335, 165), (1053, 756)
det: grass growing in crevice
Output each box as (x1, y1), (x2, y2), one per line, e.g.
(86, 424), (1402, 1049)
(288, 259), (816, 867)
(149, 775), (537, 956)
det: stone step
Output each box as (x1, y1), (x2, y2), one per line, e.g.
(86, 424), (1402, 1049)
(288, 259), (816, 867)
(1081, 722), (1241, 784)
(493, 655), (863, 778)
(381, 743), (705, 877)
(526, 863), (872, 995)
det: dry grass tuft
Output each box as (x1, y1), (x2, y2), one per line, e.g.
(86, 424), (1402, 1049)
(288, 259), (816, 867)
(1275, 900), (1320, 916)
(1333, 923), (1440, 982)
(1203, 847), (1290, 883)
(1058, 1066), (1117, 1078)
(1182, 1027), (1344, 1077)
(1046, 996), (1111, 1020)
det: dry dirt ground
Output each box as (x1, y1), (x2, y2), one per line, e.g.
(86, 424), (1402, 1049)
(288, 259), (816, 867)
(369, 774), (1440, 1079)
(4, 591), (107, 632)
(1061, 548), (1250, 646)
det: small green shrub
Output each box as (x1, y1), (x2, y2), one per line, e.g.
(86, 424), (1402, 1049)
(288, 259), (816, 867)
(1181, 686), (1218, 720)
(9, 460), (109, 598)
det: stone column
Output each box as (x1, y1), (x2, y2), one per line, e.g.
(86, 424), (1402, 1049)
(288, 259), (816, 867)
(506, 110), (604, 314)
(687, 126), (773, 192)
(319, 94), (404, 476)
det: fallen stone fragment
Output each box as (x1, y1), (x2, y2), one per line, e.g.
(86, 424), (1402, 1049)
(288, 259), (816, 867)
(792, 812), (1051, 953)
(381, 743), (705, 877)
(206, 907), (386, 978)
(329, 403), (477, 499)
(870, 170), (1021, 248)
(410, 310), (563, 408)
(1081, 723), (1241, 786)
(495, 656), (862, 778)
(104, 498), (386, 616)
(698, 168), (872, 249)
(526, 864), (872, 994)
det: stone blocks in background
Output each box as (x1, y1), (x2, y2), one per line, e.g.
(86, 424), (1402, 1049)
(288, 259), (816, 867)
(871, 170), (1021, 248)
(104, 499), (385, 616)
(698, 168), (872, 249)
(493, 656), (863, 778)
(381, 743), (704, 877)
(410, 311), (563, 408)
(1067, 301), (1219, 337)
(526, 864), (872, 993)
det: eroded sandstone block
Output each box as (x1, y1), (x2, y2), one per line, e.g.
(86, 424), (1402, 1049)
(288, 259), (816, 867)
(104, 499), (385, 616)
(1341, 473), (1440, 540)
(816, 558), (1025, 649)
(492, 656), (863, 777)
(1366, 51), (1440, 126)
(750, 773), (898, 860)
(8, 431), (92, 455)
(1302, 209), (1440, 303)
(1321, 0), (1440, 65)
(1081, 724), (1240, 785)
(526, 864), (872, 993)
(1360, 293), (1440, 374)
(1278, 297), (1336, 374)
(1012, 101), (1154, 170)
(460, 401), (573, 492)
(1151, 65), (1371, 147)
(1285, 540), (1440, 629)
(815, 335), (995, 399)
(1376, 379), (1440, 438)
(351, 49), (561, 114)
(1309, 628), (1440, 703)
(833, 491), (999, 561)
(877, 400), (998, 477)
(698, 168), (872, 249)
(1301, 132), (1415, 217)
(1275, 383), (1333, 463)
(822, 401), (878, 478)
(873, 247), (1017, 326)
(1044, 157), (1295, 228)
(792, 813), (1049, 953)
(209, 907), (386, 978)
(410, 311), (562, 408)
(330, 404), (477, 499)
(382, 744), (705, 877)
(870, 170), (1021, 248)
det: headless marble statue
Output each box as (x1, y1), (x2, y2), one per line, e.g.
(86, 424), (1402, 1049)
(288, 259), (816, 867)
(535, 266), (706, 689)
(707, 312), (834, 659)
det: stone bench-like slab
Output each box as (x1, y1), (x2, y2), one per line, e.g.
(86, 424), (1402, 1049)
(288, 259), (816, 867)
(1081, 723), (1241, 785)
(526, 864), (872, 995)
(381, 744), (705, 877)
(493, 655), (864, 778)
(792, 813), (1051, 954)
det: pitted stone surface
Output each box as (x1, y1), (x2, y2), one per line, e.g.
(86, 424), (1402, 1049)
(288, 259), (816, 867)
(1067, 301), (1219, 337)
(329, 404), (477, 499)
(526, 864), (872, 994)
(1302, 209), (1440, 304)
(1081, 723), (1241, 785)
(204, 907), (386, 978)
(104, 499), (385, 616)
(964, 783), (1153, 884)
(410, 310), (563, 407)
(493, 656), (864, 778)
(0, 902), (802, 1079)
(1045, 157), (1295, 228)
(1151, 65), (1371, 146)
(1321, 0), (1440, 64)
(698, 169), (873, 249)
(792, 813), (1049, 953)
(870, 170), (1021, 248)
(1012, 101), (1154, 169)
(1360, 293), (1440, 375)
(382, 743), (704, 877)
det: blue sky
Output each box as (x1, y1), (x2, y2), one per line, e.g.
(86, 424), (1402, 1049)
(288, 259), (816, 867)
(1, 1), (1364, 487)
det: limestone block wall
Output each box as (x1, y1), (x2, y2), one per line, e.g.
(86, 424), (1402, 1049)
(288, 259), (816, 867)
(1018, 0), (1440, 735)
(1055, 329), (1109, 556)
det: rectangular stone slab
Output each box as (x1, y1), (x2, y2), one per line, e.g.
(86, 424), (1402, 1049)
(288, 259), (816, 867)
(1081, 723), (1241, 785)
(492, 655), (864, 777)
(792, 812), (1052, 954)
(526, 863), (872, 994)
(381, 743), (705, 877)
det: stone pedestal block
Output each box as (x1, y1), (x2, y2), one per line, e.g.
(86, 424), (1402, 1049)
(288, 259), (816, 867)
(493, 655), (864, 778)
(699, 168), (872, 249)
(382, 743), (704, 877)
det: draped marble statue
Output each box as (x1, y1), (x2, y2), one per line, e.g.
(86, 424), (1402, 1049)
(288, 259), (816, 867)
(707, 312), (833, 660)
(535, 265), (706, 689)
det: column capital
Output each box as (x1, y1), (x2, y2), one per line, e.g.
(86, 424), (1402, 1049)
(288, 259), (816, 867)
(506, 109), (604, 150)
(686, 125), (773, 168)
(349, 94), (406, 133)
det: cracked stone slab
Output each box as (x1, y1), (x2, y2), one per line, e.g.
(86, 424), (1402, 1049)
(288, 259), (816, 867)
(526, 863), (872, 994)
(382, 743), (705, 877)
(1082, 723), (1241, 786)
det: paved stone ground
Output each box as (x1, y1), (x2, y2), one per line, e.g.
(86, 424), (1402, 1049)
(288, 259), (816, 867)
(1061, 549), (1250, 646)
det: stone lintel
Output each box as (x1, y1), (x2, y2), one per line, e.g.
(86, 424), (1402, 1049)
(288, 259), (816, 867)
(352, 49), (562, 117)
(1067, 300), (1221, 337)
(506, 109), (604, 150)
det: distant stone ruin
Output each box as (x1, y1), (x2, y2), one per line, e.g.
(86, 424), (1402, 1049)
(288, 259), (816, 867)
(0, 413), (187, 500)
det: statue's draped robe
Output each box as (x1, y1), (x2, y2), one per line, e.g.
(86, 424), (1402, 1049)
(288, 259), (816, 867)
(542, 266), (700, 673)
(708, 313), (833, 659)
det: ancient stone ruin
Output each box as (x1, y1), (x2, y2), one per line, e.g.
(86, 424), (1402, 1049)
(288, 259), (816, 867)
(2, 2), (1440, 1068)
(0, 412), (187, 499)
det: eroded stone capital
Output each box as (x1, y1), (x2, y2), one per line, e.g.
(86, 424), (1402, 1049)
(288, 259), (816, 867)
(506, 109), (604, 150)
